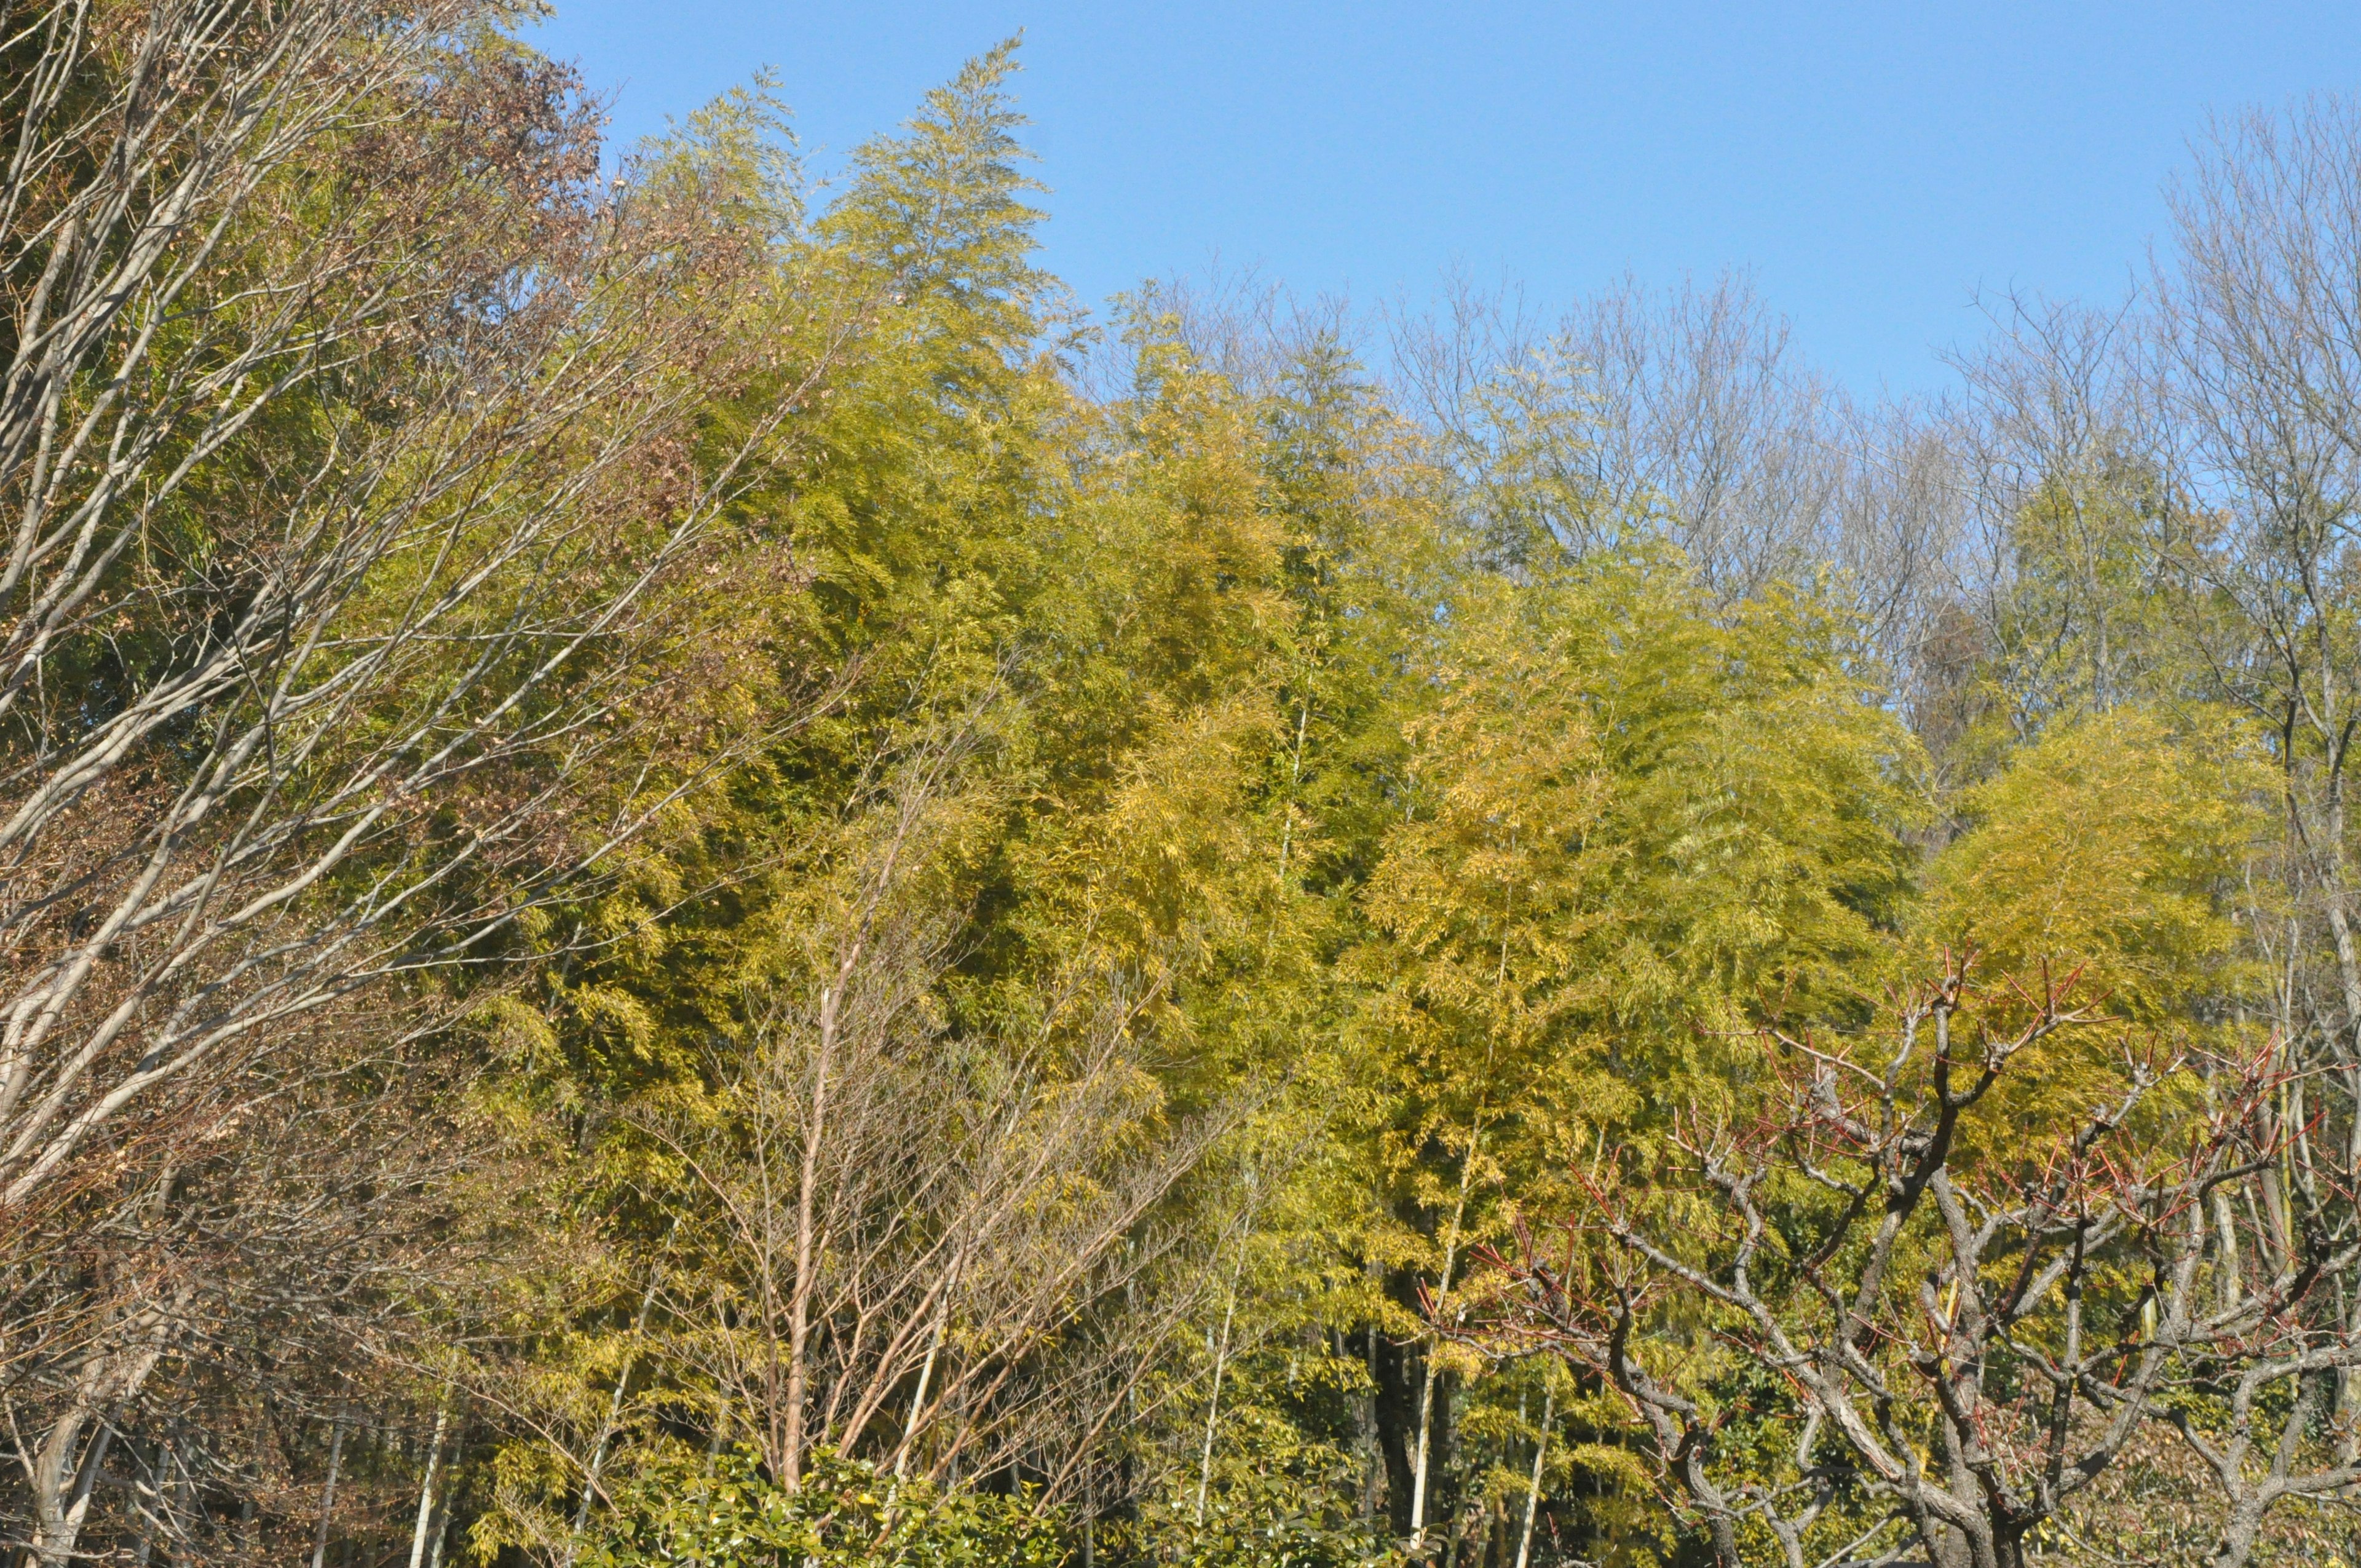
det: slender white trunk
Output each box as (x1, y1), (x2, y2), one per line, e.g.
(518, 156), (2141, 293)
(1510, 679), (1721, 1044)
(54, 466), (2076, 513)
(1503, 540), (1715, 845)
(1411, 1130), (1479, 1546)
(1514, 1385), (1553, 1568)
(427, 1493), (454, 1568)
(785, 949), (860, 1489)
(1409, 1352), (1443, 1543)
(1193, 1237), (1250, 1526)
(310, 1408), (349, 1568)
(2319, 774), (2361, 1163)
(408, 1402), (449, 1568)
(132, 1438), (156, 1567)
(894, 1249), (964, 1482)
(896, 1312), (948, 1478)
(2213, 1186), (2241, 1313)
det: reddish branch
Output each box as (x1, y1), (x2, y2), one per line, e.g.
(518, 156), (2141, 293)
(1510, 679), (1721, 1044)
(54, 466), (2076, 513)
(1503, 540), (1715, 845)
(1453, 956), (2361, 1568)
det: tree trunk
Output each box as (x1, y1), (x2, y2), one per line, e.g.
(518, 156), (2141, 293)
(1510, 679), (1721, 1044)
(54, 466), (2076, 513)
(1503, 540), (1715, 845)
(28, 1320), (173, 1567)
(409, 1402), (449, 1568)
(1195, 1179), (1259, 1527)
(310, 1407), (349, 1568)
(2208, 1500), (2267, 1568)
(1513, 1385), (1552, 1568)
(1371, 1313), (1419, 1537)
(1412, 1131), (1480, 1546)
(781, 972), (846, 1491)
(1193, 1240), (1248, 1525)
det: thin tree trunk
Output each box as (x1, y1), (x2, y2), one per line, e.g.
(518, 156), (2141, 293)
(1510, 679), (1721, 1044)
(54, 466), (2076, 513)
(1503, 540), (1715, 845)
(2213, 1185), (2242, 1312)
(28, 1321), (172, 1566)
(2317, 758), (2361, 1163)
(780, 778), (928, 1486)
(45, 1421), (114, 1568)
(1193, 1229), (1251, 1526)
(781, 970), (847, 1491)
(132, 1437), (156, 1567)
(894, 1251), (963, 1480)
(311, 1407), (349, 1568)
(408, 1401), (449, 1568)
(427, 1422), (468, 1568)
(573, 1238), (670, 1543)
(1412, 1128), (1481, 1546)
(1514, 1384), (1552, 1568)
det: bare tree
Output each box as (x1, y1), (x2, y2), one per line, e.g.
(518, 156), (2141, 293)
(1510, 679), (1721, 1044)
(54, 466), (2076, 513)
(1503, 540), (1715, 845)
(1465, 959), (2361, 1568)
(2154, 97), (2361, 1178)
(0, 991), (515, 1563)
(1390, 272), (1972, 712)
(1562, 272), (1841, 598)
(0, 4), (848, 1559)
(510, 718), (1242, 1559)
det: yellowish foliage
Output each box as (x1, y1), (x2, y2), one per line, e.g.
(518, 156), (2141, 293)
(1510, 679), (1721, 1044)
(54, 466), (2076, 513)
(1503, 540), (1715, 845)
(1924, 704), (2270, 1022)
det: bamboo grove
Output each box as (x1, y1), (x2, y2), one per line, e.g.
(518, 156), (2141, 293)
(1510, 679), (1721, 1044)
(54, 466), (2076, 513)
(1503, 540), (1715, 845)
(8, 6), (2361, 1566)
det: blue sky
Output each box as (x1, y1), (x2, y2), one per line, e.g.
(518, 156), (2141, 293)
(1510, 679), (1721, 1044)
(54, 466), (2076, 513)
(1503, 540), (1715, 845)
(525, 2), (2361, 397)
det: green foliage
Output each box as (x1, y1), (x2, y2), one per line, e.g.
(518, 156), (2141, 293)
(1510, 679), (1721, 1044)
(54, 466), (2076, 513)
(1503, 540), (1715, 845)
(1984, 459), (2194, 730)
(1120, 1499), (1396, 1568)
(437, 36), (2308, 1568)
(24, 6), (2351, 1566)
(1349, 548), (1923, 1288)
(1923, 703), (2269, 1023)
(582, 1448), (1065, 1568)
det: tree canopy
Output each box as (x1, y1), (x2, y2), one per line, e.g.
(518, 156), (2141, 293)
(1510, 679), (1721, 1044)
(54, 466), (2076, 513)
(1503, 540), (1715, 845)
(1, 14), (2355, 1568)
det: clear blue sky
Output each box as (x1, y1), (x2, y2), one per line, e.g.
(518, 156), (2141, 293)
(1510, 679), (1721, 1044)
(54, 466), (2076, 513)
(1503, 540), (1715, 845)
(524, 2), (2361, 397)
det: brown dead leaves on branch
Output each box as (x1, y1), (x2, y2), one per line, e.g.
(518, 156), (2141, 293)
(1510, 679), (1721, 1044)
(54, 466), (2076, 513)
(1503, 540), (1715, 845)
(0, 1), (857, 1559)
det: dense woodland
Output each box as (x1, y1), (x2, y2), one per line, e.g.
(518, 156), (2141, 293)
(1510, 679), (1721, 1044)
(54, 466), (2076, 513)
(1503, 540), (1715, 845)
(13, 5), (2361, 1566)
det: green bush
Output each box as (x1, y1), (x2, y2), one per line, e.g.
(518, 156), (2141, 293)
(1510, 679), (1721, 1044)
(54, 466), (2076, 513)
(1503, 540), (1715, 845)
(583, 1447), (1067, 1568)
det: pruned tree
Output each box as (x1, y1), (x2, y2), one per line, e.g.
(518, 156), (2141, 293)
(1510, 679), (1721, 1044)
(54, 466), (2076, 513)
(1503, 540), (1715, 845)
(1461, 957), (2361, 1568)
